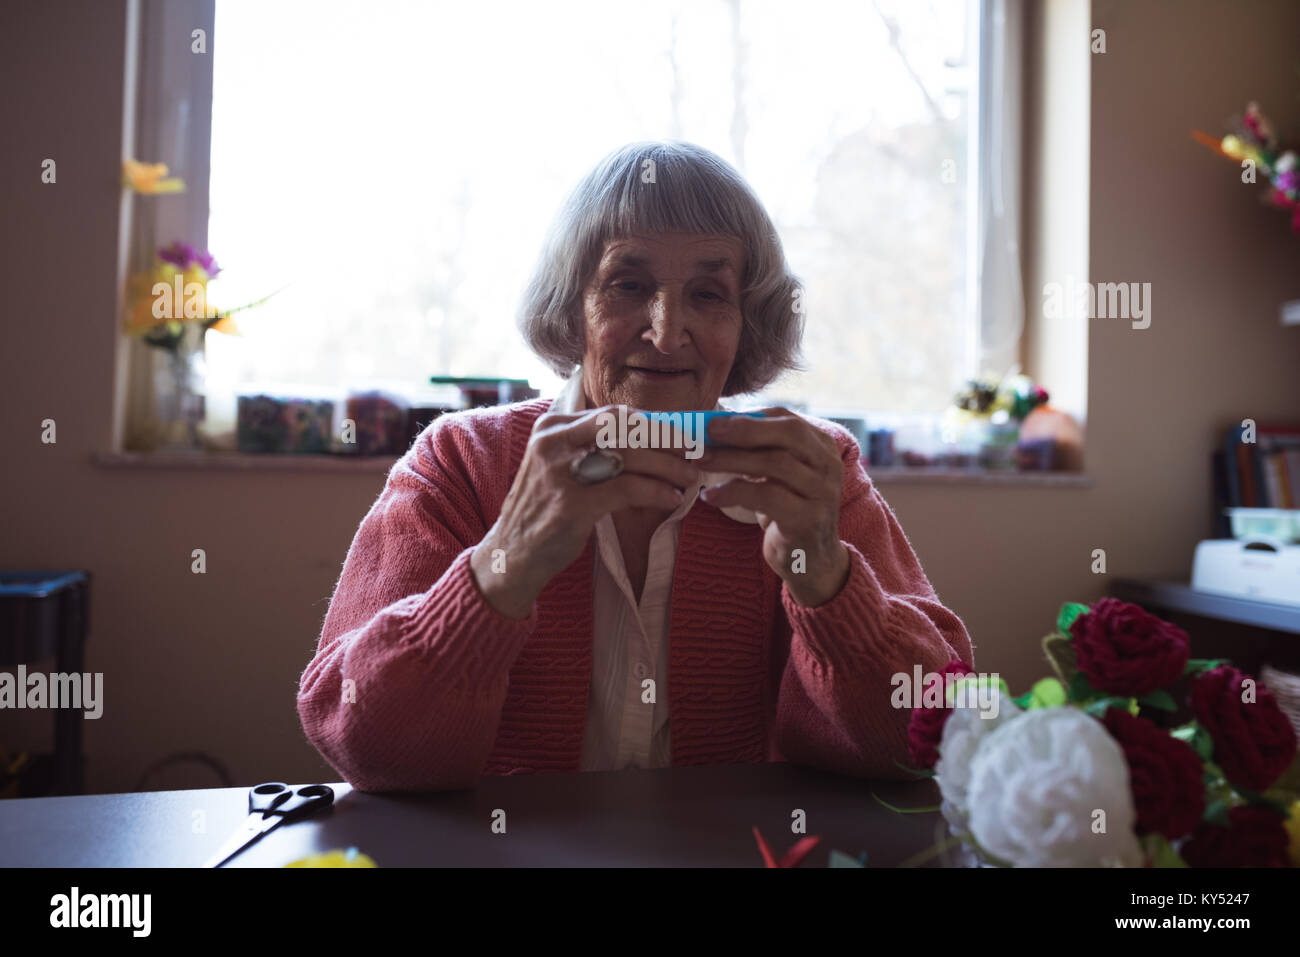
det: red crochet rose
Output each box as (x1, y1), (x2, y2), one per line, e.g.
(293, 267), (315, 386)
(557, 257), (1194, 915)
(906, 659), (975, 769)
(1180, 805), (1291, 868)
(1069, 598), (1189, 696)
(1102, 708), (1205, 839)
(1190, 665), (1298, 792)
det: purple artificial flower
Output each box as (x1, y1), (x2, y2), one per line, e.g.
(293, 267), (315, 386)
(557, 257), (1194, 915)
(158, 241), (221, 278)
(1274, 168), (1300, 199)
(196, 249), (221, 278)
(158, 241), (197, 269)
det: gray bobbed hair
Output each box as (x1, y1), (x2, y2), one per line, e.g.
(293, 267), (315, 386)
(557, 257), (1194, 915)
(517, 141), (804, 397)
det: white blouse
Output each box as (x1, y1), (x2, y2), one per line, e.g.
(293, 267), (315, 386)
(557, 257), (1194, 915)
(547, 373), (755, 771)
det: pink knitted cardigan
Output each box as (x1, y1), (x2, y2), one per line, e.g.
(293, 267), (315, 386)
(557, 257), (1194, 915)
(298, 399), (973, 792)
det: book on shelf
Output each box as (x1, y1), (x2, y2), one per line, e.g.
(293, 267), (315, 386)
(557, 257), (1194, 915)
(1218, 423), (1300, 510)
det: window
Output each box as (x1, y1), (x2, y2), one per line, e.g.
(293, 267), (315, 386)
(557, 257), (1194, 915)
(127, 0), (1024, 448)
(197, 0), (1008, 421)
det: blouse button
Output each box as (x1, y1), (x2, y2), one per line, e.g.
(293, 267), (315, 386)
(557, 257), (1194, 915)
(634, 663), (649, 680)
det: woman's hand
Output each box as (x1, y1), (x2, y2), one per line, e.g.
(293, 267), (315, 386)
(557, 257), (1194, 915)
(470, 407), (702, 619)
(696, 408), (850, 608)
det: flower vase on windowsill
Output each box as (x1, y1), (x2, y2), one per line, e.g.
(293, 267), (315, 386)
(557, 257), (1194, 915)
(945, 370), (1051, 471)
(124, 241), (281, 453)
(150, 321), (208, 453)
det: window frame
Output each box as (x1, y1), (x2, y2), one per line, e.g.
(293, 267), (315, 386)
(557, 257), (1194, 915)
(115, 0), (216, 452)
(117, 0), (1035, 452)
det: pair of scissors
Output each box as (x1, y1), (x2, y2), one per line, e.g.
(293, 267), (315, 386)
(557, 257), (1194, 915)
(203, 782), (335, 868)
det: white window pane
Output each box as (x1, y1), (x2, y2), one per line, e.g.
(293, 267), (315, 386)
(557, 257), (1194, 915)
(208, 0), (975, 415)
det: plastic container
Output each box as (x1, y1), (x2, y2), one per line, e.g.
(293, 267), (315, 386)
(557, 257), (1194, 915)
(235, 384), (340, 454)
(1225, 508), (1300, 543)
(342, 389), (410, 456)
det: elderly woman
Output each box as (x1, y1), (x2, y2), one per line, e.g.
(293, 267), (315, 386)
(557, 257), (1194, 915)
(298, 141), (972, 791)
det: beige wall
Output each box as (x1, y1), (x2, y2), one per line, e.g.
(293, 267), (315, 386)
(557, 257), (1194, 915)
(2, 0), (1298, 794)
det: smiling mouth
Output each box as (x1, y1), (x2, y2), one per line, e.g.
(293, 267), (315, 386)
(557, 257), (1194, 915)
(627, 366), (692, 378)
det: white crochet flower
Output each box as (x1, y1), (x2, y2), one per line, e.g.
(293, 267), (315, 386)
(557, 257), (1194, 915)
(966, 707), (1143, 867)
(934, 690), (1020, 834)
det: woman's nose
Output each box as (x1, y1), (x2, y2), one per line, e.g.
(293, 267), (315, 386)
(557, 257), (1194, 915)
(645, 290), (689, 350)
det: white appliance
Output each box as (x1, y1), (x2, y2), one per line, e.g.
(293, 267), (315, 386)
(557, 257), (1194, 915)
(1192, 539), (1300, 606)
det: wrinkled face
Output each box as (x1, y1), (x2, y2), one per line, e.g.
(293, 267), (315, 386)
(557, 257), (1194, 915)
(579, 232), (745, 412)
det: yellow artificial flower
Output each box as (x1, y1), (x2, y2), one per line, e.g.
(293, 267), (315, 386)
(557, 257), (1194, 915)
(122, 159), (185, 194)
(1220, 135), (1247, 160)
(285, 848), (377, 868)
(1218, 136), (1263, 170)
(207, 314), (241, 334)
(123, 265), (242, 336)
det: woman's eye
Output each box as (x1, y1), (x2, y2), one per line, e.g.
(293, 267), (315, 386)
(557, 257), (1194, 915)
(695, 289), (723, 301)
(614, 281), (641, 293)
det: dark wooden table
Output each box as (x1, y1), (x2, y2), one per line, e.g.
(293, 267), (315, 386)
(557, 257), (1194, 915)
(0, 762), (946, 867)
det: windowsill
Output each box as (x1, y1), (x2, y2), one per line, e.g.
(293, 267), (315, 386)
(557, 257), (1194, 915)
(93, 451), (1093, 487)
(867, 467), (1093, 487)
(93, 450), (400, 473)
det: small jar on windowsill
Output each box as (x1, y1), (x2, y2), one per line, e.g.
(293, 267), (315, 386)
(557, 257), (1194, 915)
(1016, 405), (1085, 471)
(128, 321), (209, 454)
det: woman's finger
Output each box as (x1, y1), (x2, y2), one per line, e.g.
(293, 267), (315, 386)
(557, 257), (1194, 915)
(701, 477), (807, 528)
(546, 405), (682, 450)
(603, 446), (703, 490)
(697, 446), (822, 498)
(705, 409), (828, 469)
(542, 407), (703, 485)
(552, 444), (701, 492)
(585, 472), (685, 515)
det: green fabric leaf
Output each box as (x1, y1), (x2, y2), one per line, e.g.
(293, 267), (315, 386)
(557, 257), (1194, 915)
(896, 835), (967, 869)
(1026, 677), (1067, 709)
(1056, 601), (1090, 637)
(947, 674), (1010, 706)
(1142, 834), (1189, 868)
(1234, 788), (1291, 817)
(1042, 633), (1079, 687)
(1184, 658), (1229, 676)
(1138, 689), (1177, 712)
(1191, 727), (1214, 762)
(966, 835), (1014, 868)
(1083, 696), (1132, 717)
(1068, 671), (1096, 703)
(1203, 798), (1230, 825)
(1011, 691), (1034, 709)
(892, 759), (936, 778)
(1203, 764), (1230, 793)
(871, 792), (940, 814)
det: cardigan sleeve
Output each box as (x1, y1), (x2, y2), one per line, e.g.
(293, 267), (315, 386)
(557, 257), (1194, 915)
(773, 428), (974, 780)
(297, 415), (537, 793)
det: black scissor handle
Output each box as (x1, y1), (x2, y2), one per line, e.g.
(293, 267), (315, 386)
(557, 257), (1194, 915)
(273, 784), (334, 822)
(248, 782), (334, 821)
(248, 782), (293, 817)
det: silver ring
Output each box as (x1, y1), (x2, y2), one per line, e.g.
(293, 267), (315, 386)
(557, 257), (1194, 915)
(570, 447), (624, 485)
